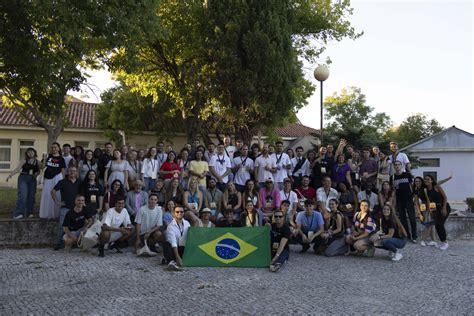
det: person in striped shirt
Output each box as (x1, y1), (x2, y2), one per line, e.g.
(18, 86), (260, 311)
(345, 200), (376, 257)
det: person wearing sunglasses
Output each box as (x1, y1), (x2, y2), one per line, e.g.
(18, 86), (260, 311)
(163, 206), (191, 271)
(269, 210), (291, 272)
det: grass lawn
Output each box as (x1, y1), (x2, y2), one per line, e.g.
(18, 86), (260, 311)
(0, 187), (42, 218)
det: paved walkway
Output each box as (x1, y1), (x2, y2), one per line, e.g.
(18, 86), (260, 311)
(1, 241), (473, 315)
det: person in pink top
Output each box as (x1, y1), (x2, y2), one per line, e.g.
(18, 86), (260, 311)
(258, 177), (281, 223)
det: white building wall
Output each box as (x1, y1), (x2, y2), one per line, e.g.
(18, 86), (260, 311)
(410, 151), (474, 202)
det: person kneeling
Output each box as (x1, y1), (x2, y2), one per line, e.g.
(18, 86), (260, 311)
(98, 196), (133, 257)
(163, 206), (191, 271)
(269, 210), (291, 272)
(294, 200), (325, 253)
(63, 195), (91, 252)
(376, 204), (408, 261)
(135, 194), (164, 255)
(345, 200), (376, 257)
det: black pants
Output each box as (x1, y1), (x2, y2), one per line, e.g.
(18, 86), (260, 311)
(163, 242), (184, 263)
(434, 205), (451, 242)
(397, 197), (417, 240)
(294, 233), (327, 251)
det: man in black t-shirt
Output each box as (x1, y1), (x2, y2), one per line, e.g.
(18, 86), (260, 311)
(269, 210), (291, 272)
(63, 195), (90, 251)
(391, 161), (417, 242)
(98, 142), (113, 186)
(51, 166), (81, 250)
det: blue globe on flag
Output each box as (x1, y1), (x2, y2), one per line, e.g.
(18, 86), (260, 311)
(215, 238), (241, 260)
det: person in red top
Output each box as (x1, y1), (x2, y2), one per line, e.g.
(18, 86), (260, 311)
(294, 176), (316, 211)
(159, 151), (182, 185)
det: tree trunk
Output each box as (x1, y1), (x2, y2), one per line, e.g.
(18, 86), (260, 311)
(184, 116), (198, 144)
(236, 126), (254, 146)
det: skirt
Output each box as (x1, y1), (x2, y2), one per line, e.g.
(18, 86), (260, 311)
(39, 173), (64, 219)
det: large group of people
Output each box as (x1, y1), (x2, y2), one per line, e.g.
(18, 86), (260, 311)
(6, 136), (453, 272)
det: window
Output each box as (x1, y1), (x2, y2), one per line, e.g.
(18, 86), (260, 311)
(0, 139), (12, 169)
(19, 140), (35, 160)
(75, 141), (90, 149)
(420, 158), (440, 167)
(423, 171), (437, 182)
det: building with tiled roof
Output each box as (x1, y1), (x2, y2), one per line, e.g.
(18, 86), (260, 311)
(0, 99), (319, 185)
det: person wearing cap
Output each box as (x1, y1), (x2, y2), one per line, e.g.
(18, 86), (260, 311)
(188, 207), (215, 228)
(240, 199), (263, 227)
(216, 209), (242, 227)
(164, 206), (191, 271)
(279, 178), (298, 215)
(271, 141), (292, 190)
(295, 199), (325, 253)
(269, 209), (291, 272)
(258, 177), (281, 223)
(254, 144), (277, 188)
(134, 193), (163, 254)
(387, 141), (411, 173)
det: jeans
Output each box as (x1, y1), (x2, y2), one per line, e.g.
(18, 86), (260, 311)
(143, 177), (156, 193)
(397, 197), (417, 240)
(381, 237), (407, 253)
(57, 207), (71, 245)
(271, 248), (289, 265)
(15, 174), (37, 217)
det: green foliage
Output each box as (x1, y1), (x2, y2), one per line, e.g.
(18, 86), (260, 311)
(323, 87), (392, 148)
(385, 113), (444, 148)
(0, 1), (158, 144)
(108, 0), (360, 144)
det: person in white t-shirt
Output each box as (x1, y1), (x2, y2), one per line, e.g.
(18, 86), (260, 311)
(279, 177), (298, 215)
(271, 141), (292, 190)
(254, 144), (277, 188)
(209, 143), (232, 192)
(98, 196), (133, 257)
(232, 144), (254, 192)
(316, 176), (339, 214)
(134, 194), (163, 254)
(164, 206), (191, 271)
(387, 141), (410, 173)
(223, 135), (236, 160)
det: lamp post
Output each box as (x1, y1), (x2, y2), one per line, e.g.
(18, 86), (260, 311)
(314, 65), (329, 145)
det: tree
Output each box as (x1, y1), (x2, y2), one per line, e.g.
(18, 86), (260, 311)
(0, 1), (158, 147)
(111, 0), (361, 145)
(323, 87), (392, 148)
(386, 113), (444, 148)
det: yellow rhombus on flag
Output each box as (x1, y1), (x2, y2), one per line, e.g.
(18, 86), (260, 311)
(199, 232), (257, 264)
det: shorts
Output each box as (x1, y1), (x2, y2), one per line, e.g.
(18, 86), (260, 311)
(63, 230), (82, 240)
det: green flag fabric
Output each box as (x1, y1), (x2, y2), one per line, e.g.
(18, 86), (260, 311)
(183, 227), (271, 267)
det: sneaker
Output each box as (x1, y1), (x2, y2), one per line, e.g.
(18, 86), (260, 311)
(410, 239), (417, 244)
(427, 241), (437, 247)
(28, 214), (34, 218)
(420, 240), (427, 247)
(109, 242), (122, 254)
(13, 215), (23, 219)
(160, 258), (167, 265)
(392, 252), (403, 261)
(167, 261), (181, 271)
(269, 264), (275, 272)
(388, 251), (394, 258)
(438, 242), (449, 251)
(98, 247), (105, 257)
(273, 263), (281, 273)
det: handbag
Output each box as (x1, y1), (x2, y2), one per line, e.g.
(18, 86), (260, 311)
(77, 220), (102, 250)
(136, 239), (158, 257)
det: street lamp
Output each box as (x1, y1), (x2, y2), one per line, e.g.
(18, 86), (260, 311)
(314, 65), (329, 145)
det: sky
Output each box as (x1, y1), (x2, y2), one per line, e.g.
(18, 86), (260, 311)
(71, 0), (474, 133)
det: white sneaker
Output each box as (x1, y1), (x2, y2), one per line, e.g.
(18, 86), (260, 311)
(167, 261), (183, 271)
(438, 242), (449, 251)
(392, 252), (403, 261)
(427, 241), (437, 247)
(420, 240), (427, 247)
(13, 215), (23, 219)
(269, 264), (275, 272)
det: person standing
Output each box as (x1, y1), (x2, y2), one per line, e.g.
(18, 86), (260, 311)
(105, 149), (130, 191)
(188, 149), (209, 193)
(388, 141), (411, 173)
(254, 144), (277, 188)
(7, 147), (40, 219)
(62, 144), (74, 171)
(232, 144), (254, 192)
(39, 142), (66, 219)
(141, 147), (159, 193)
(209, 143), (232, 192)
(78, 150), (98, 182)
(97, 142), (113, 187)
(391, 161), (417, 243)
(81, 170), (104, 218)
(291, 146), (310, 189)
(127, 150), (142, 190)
(51, 166), (81, 250)
(271, 141), (292, 190)
(359, 148), (378, 191)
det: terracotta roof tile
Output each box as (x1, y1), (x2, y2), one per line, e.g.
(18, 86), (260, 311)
(273, 123), (319, 138)
(0, 102), (99, 129)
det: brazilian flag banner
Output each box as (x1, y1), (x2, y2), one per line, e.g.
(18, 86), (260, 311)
(183, 227), (271, 267)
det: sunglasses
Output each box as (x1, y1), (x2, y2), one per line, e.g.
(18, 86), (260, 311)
(175, 211), (184, 214)
(274, 215), (284, 218)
